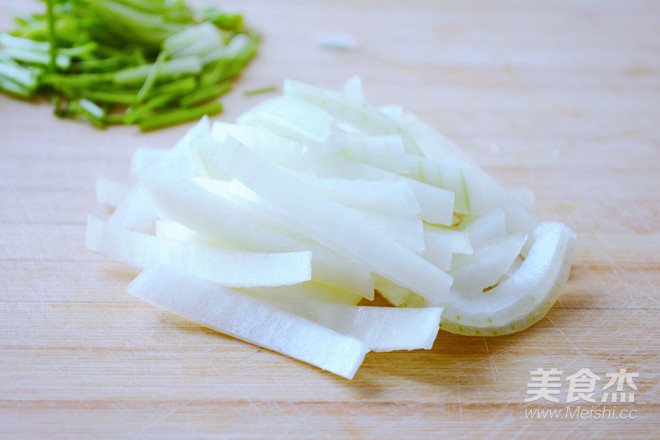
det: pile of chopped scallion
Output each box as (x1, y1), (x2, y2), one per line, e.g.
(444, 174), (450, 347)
(0, 0), (259, 130)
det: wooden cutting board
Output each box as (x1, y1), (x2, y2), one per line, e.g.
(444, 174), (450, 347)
(1, 0), (658, 438)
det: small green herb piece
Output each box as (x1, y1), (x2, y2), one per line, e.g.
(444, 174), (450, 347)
(0, 0), (259, 130)
(243, 85), (277, 96)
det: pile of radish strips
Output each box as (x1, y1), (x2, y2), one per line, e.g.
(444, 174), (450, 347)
(88, 77), (577, 379)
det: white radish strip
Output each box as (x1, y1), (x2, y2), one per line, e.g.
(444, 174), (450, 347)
(140, 168), (375, 298)
(298, 152), (454, 225)
(352, 209), (425, 253)
(213, 137), (452, 304)
(441, 222), (577, 335)
(404, 156), (473, 213)
(400, 111), (475, 164)
(284, 79), (399, 135)
(211, 122), (307, 169)
(153, 116), (221, 178)
(130, 147), (166, 176)
(343, 75), (365, 101)
(195, 178), (378, 300)
(379, 105), (404, 123)
(451, 233), (528, 294)
(211, 125), (448, 224)
(108, 184), (157, 233)
(244, 282), (363, 306)
(128, 264), (368, 380)
(261, 298), (443, 352)
(223, 174), (423, 251)
(225, 178), (424, 253)
(95, 177), (129, 207)
(464, 208), (507, 248)
(374, 276), (412, 307)
(334, 131), (409, 173)
(424, 225), (473, 255)
(456, 164), (538, 234)
(288, 174), (421, 218)
(422, 232), (454, 270)
(155, 219), (214, 245)
(237, 96), (334, 144)
(86, 216), (313, 287)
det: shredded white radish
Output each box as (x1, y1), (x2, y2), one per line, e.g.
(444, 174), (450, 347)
(213, 137), (453, 304)
(86, 77), (577, 379)
(140, 167), (376, 298)
(129, 264), (368, 379)
(86, 216), (313, 287)
(284, 79), (399, 135)
(238, 96), (334, 144)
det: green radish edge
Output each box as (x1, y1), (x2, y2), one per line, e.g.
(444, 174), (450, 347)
(440, 223), (577, 336)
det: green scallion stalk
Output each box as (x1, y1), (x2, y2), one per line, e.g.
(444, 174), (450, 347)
(138, 100), (223, 131)
(0, 0), (259, 130)
(45, 0), (58, 72)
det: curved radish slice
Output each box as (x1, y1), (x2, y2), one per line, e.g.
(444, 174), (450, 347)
(128, 264), (368, 380)
(86, 216), (313, 287)
(440, 222), (577, 336)
(214, 136), (453, 304)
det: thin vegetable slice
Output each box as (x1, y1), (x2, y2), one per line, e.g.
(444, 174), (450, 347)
(128, 263), (368, 379)
(440, 222), (577, 336)
(260, 298), (443, 352)
(86, 216), (313, 287)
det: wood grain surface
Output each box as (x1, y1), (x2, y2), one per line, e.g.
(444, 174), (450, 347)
(1, 0), (658, 438)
